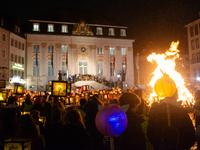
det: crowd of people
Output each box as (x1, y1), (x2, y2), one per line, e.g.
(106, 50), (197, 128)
(0, 88), (199, 150)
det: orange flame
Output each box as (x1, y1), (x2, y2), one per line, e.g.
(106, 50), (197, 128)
(147, 41), (194, 106)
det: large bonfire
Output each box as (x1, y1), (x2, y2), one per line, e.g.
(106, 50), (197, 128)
(147, 41), (194, 106)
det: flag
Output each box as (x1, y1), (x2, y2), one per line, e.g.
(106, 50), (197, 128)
(51, 45), (53, 68)
(113, 55), (115, 68)
(35, 45), (38, 67)
(66, 52), (68, 67)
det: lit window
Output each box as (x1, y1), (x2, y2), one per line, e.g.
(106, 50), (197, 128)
(96, 27), (103, 35)
(33, 23), (39, 31)
(79, 62), (87, 75)
(48, 24), (54, 32)
(62, 45), (67, 53)
(33, 61), (40, 77)
(120, 29), (126, 36)
(110, 47), (115, 55)
(18, 27), (20, 33)
(109, 28), (115, 36)
(121, 48), (126, 55)
(33, 45), (40, 52)
(97, 47), (103, 54)
(2, 50), (5, 58)
(48, 61), (54, 76)
(48, 45), (54, 53)
(62, 61), (67, 76)
(62, 25), (68, 33)
(98, 62), (103, 76)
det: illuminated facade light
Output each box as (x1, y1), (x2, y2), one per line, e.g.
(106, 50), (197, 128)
(12, 63), (24, 70)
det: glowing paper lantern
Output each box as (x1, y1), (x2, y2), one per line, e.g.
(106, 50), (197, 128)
(154, 75), (176, 98)
(95, 105), (127, 137)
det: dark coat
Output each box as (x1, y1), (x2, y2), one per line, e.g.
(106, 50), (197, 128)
(147, 100), (196, 150)
(61, 124), (92, 150)
(44, 121), (63, 150)
(115, 110), (146, 150)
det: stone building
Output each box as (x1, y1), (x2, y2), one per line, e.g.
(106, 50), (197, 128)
(185, 15), (200, 89)
(0, 14), (26, 88)
(24, 8), (135, 91)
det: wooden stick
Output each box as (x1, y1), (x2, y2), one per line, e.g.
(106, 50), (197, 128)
(110, 136), (114, 150)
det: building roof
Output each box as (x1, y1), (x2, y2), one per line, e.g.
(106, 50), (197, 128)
(33, 7), (126, 27)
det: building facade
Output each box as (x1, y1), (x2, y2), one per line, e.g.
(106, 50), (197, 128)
(24, 9), (135, 91)
(0, 23), (9, 81)
(0, 14), (26, 88)
(185, 18), (200, 89)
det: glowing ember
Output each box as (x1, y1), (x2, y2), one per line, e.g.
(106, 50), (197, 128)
(147, 41), (194, 106)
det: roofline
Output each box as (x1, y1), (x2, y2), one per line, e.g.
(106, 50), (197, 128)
(25, 33), (135, 41)
(184, 18), (200, 27)
(29, 20), (127, 28)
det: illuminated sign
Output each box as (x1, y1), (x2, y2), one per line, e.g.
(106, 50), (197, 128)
(10, 76), (26, 84)
(12, 63), (24, 70)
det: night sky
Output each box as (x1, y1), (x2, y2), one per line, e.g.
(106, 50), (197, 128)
(1, 0), (200, 55)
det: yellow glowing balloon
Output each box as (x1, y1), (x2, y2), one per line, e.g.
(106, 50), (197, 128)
(154, 76), (176, 97)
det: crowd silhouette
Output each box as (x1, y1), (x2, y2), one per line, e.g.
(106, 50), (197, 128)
(0, 88), (198, 150)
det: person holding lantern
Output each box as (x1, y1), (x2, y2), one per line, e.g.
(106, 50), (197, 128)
(115, 93), (146, 150)
(147, 90), (196, 150)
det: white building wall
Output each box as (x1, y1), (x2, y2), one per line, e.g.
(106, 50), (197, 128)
(185, 19), (200, 86)
(9, 33), (26, 80)
(0, 27), (9, 80)
(26, 34), (135, 90)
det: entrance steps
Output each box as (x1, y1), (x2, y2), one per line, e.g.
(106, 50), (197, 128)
(72, 81), (111, 90)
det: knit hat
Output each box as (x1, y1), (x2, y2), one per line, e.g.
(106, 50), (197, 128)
(34, 97), (42, 104)
(119, 93), (141, 110)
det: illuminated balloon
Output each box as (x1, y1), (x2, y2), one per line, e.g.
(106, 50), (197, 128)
(95, 105), (127, 136)
(154, 75), (176, 97)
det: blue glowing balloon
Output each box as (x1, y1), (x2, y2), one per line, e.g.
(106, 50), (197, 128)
(95, 105), (127, 136)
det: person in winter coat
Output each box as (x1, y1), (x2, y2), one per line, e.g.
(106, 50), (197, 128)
(147, 90), (196, 150)
(61, 109), (92, 150)
(115, 93), (146, 150)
